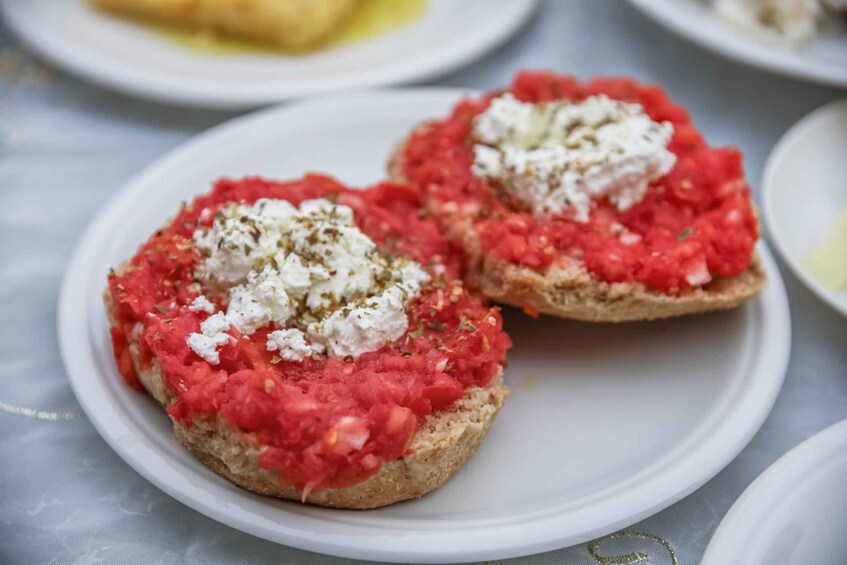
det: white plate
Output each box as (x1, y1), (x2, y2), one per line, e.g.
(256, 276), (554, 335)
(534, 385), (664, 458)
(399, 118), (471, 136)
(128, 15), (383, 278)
(1, 0), (537, 109)
(58, 89), (791, 563)
(626, 0), (847, 89)
(763, 98), (847, 318)
(702, 418), (847, 564)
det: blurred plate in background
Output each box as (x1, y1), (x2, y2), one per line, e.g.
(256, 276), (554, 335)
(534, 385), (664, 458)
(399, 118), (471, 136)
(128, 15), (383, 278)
(703, 418), (847, 564)
(764, 99), (847, 318)
(626, 0), (847, 88)
(1, 0), (538, 108)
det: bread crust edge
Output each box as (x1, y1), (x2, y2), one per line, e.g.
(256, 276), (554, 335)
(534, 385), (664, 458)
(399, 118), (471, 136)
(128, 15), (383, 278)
(104, 290), (507, 509)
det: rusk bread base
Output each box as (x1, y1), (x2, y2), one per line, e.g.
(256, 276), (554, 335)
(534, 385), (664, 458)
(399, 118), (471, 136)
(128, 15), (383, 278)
(105, 291), (507, 509)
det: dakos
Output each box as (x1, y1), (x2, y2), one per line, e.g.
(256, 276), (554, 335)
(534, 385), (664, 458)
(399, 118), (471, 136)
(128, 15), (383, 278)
(390, 71), (766, 321)
(105, 175), (510, 508)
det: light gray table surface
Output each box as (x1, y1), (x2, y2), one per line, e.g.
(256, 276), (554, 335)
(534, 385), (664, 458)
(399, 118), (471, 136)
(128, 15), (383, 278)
(1, 1), (845, 564)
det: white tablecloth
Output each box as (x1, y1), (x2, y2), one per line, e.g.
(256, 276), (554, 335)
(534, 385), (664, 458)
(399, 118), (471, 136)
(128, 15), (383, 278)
(2, 2), (846, 563)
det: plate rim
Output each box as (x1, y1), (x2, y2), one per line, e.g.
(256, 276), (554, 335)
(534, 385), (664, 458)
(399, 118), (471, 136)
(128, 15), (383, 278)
(625, 0), (847, 89)
(701, 418), (847, 564)
(0, 0), (539, 109)
(762, 98), (847, 319)
(58, 89), (792, 563)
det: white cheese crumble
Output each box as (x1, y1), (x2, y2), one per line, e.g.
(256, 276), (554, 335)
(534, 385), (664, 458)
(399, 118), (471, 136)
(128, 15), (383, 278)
(188, 295), (216, 314)
(186, 313), (233, 365)
(471, 94), (677, 222)
(188, 198), (430, 363)
(333, 416), (369, 450)
(310, 285), (410, 359)
(686, 259), (713, 287)
(267, 328), (312, 362)
(225, 265), (293, 335)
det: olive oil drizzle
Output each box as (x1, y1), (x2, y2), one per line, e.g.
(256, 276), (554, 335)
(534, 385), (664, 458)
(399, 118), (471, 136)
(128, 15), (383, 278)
(146, 0), (428, 57)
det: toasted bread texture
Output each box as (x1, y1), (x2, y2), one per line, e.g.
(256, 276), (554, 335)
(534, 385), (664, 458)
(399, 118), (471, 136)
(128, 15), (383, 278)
(89, 0), (360, 48)
(388, 139), (767, 322)
(105, 291), (507, 509)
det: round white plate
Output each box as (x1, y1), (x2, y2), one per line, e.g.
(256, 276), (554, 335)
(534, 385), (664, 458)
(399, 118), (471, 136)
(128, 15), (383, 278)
(58, 89), (791, 563)
(763, 98), (847, 318)
(1, 0), (537, 109)
(702, 418), (847, 564)
(626, 0), (847, 89)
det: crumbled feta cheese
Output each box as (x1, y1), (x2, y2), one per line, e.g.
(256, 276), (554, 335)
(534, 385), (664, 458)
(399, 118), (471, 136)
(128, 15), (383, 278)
(277, 253), (321, 302)
(193, 198), (298, 286)
(190, 198), (430, 362)
(187, 313), (232, 365)
(471, 94), (677, 222)
(297, 211), (385, 313)
(333, 416), (369, 450)
(188, 295), (216, 314)
(267, 328), (312, 362)
(226, 265), (292, 334)
(397, 261), (432, 294)
(686, 260), (713, 287)
(200, 312), (230, 335)
(305, 261), (430, 359)
(311, 285), (409, 358)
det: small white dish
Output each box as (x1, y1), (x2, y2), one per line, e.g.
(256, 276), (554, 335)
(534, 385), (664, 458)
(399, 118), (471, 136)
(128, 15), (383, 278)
(58, 89), (791, 563)
(0, 0), (537, 109)
(702, 418), (847, 564)
(626, 0), (847, 89)
(763, 98), (847, 318)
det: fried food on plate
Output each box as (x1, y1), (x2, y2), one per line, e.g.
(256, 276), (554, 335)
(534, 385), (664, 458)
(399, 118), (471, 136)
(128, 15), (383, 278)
(90, 0), (361, 48)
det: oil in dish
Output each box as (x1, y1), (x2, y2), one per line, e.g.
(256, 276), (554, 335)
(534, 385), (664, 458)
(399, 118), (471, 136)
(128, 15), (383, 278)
(89, 0), (427, 55)
(801, 202), (847, 293)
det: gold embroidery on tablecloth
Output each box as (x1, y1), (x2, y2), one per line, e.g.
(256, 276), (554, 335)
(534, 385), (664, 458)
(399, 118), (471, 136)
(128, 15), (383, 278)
(0, 401), (80, 421)
(0, 41), (55, 135)
(588, 530), (679, 565)
(0, 42), (54, 87)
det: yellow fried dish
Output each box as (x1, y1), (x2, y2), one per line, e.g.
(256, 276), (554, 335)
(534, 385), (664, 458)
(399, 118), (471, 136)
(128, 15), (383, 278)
(90, 0), (361, 48)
